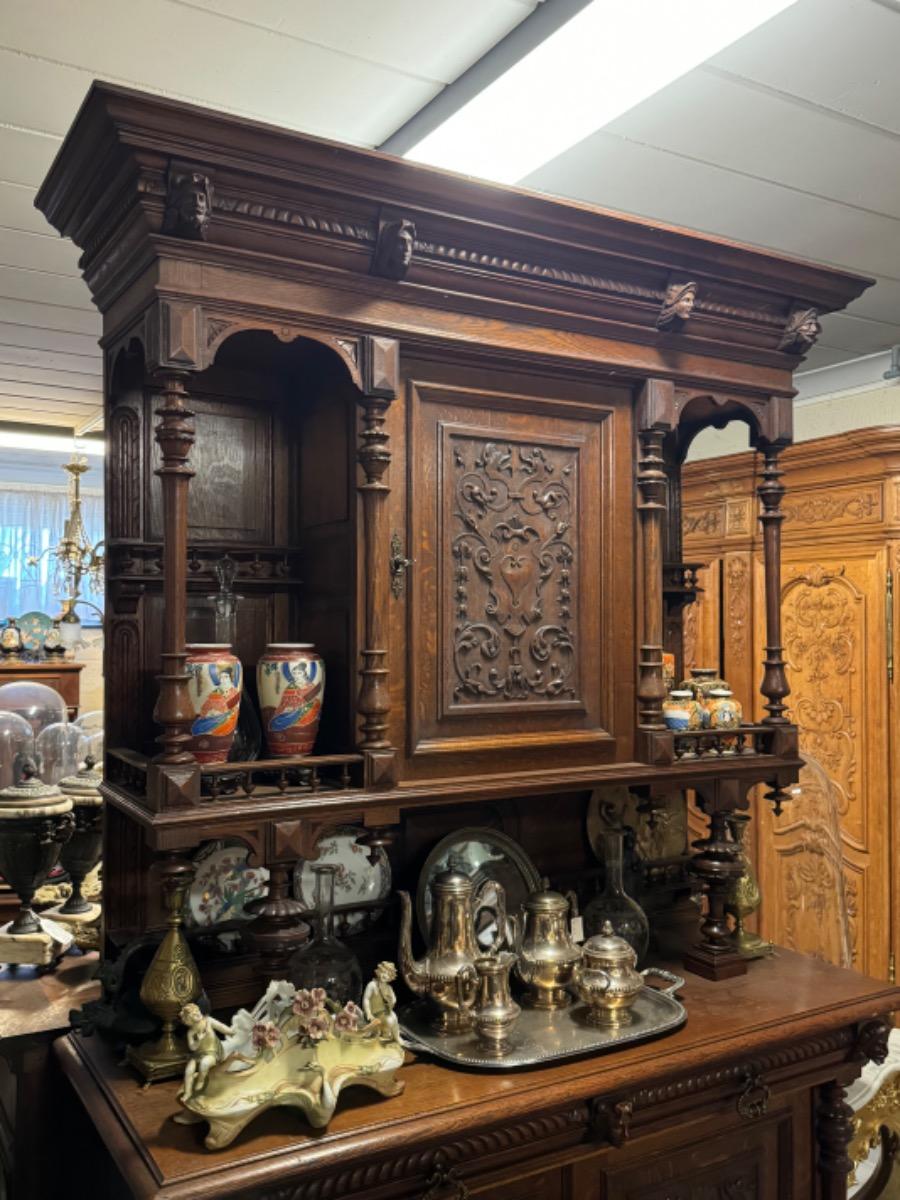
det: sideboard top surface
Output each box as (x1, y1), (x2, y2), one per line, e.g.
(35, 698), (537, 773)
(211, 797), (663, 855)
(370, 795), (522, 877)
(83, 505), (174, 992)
(56, 950), (900, 1199)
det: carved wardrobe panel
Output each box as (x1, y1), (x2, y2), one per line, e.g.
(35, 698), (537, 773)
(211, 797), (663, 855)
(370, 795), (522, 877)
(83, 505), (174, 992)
(683, 427), (900, 981)
(403, 358), (634, 777)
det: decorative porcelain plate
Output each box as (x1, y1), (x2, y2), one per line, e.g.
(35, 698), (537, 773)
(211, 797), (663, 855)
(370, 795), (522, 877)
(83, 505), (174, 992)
(416, 827), (542, 948)
(293, 826), (391, 936)
(186, 840), (269, 928)
(18, 611), (53, 653)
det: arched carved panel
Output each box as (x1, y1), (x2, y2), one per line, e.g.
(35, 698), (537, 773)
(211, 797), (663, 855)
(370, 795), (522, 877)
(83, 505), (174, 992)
(106, 618), (141, 752)
(108, 405), (141, 540)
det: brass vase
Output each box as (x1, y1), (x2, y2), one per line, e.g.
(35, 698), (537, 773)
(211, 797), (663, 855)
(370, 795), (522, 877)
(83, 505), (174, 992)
(126, 856), (202, 1083)
(725, 813), (772, 959)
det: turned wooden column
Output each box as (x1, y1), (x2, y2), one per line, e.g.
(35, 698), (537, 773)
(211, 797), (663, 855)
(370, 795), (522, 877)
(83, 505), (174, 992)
(816, 1080), (855, 1198)
(636, 421), (669, 729)
(152, 372), (196, 763)
(683, 777), (748, 981)
(757, 440), (790, 724)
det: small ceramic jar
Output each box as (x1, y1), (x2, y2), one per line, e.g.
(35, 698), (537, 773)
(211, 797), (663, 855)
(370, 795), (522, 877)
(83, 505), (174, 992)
(662, 689), (705, 732)
(0, 619), (23, 657)
(680, 667), (726, 703)
(706, 686), (742, 753)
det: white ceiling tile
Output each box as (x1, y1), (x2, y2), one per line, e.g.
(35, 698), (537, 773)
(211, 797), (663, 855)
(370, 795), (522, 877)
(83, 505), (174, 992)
(0, 297), (100, 337)
(0, 180), (63, 236)
(606, 68), (900, 220)
(0, 229), (83, 277)
(0, 265), (95, 310)
(817, 310), (900, 354)
(710, 0), (900, 134)
(0, 346), (101, 380)
(0, 128), (62, 189)
(0, 322), (101, 358)
(0, 3), (440, 146)
(174, 0), (537, 85)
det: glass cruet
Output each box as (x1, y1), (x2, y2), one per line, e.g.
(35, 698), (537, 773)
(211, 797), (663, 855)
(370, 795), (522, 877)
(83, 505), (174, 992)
(582, 829), (650, 964)
(287, 863), (362, 1004)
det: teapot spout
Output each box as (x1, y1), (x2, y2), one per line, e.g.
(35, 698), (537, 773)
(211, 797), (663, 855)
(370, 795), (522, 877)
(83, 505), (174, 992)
(397, 890), (428, 997)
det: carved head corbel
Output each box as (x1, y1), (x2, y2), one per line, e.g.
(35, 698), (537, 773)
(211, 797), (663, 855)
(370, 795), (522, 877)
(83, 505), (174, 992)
(163, 165), (213, 241)
(778, 306), (821, 354)
(657, 280), (698, 332)
(372, 213), (416, 280)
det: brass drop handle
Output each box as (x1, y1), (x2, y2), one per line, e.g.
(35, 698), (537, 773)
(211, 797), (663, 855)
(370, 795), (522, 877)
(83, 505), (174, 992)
(422, 1162), (470, 1199)
(737, 1067), (770, 1120)
(389, 531), (412, 597)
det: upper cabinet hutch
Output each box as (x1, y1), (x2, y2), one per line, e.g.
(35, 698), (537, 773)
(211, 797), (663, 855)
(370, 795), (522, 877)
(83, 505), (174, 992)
(34, 82), (874, 992)
(35, 84), (900, 1200)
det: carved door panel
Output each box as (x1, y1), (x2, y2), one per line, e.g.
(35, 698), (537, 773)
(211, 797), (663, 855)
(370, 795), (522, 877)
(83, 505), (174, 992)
(405, 363), (633, 778)
(587, 1113), (788, 1198)
(756, 549), (891, 978)
(470, 1166), (564, 1198)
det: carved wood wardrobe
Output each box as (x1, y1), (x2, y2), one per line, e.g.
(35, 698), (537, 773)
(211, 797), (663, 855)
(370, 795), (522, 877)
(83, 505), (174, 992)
(683, 426), (900, 980)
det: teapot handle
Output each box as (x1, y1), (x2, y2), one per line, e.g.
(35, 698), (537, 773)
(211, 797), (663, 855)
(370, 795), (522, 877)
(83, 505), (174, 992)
(474, 879), (507, 952)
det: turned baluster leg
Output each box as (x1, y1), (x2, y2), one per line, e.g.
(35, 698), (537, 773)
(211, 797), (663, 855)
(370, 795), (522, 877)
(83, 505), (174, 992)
(357, 392), (392, 750)
(636, 425), (668, 728)
(817, 1080), (855, 1199)
(245, 864), (310, 983)
(152, 372), (196, 763)
(757, 440), (790, 724)
(683, 781), (748, 981)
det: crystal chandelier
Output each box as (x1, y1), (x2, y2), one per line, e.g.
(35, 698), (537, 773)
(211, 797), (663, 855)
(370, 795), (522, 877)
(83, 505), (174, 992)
(27, 454), (105, 644)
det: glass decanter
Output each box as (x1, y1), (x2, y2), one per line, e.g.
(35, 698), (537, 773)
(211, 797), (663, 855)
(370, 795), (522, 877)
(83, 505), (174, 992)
(209, 555), (262, 761)
(583, 829), (650, 964)
(287, 864), (362, 1004)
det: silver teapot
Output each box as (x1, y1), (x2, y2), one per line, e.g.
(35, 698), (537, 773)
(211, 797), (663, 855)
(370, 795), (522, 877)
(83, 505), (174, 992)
(398, 870), (505, 1033)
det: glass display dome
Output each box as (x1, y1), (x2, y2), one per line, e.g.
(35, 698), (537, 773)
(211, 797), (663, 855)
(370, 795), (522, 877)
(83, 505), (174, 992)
(0, 681), (68, 739)
(0, 709), (34, 790)
(36, 721), (83, 786)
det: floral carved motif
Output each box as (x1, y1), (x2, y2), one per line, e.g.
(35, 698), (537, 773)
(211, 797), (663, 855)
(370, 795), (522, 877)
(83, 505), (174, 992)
(726, 556), (750, 661)
(684, 506), (723, 536)
(783, 569), (858, 815)
(451, 439), (577, 705)
(683, 597), (699, 671)
(782, 490), (879, 526)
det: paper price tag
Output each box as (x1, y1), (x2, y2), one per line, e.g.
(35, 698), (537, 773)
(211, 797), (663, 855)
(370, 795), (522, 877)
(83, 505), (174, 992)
(570, 915), (585, 943)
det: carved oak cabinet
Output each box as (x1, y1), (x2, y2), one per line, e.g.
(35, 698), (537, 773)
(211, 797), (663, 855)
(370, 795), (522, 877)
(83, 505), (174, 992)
(36, 84), (900, 1198)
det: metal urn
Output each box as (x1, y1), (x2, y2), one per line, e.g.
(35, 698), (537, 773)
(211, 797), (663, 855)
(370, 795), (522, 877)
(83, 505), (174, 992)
(56, 755), (103, 916)
(0, 760), (74, 939)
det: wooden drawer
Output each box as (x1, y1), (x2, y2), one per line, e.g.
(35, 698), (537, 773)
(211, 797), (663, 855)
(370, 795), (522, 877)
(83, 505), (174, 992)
(471, 1166), (565, 1200)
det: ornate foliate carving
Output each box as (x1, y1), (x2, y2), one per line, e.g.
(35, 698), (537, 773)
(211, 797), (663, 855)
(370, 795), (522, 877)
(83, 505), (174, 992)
(778, 306), (821, 354)
(657, 279), (697, 331)
(162, 164), (213, 241)
(451, 438), (577, 706)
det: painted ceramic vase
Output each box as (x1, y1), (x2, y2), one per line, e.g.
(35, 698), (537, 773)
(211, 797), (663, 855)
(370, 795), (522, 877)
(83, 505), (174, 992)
(0, 619), (23, 657)
(185, 644), (242, 765)
(680, 667), (727, 702)
(661, 652), (676, 694)
(662, 689), (705, 732)
(257, 643), (325, 758)
(706, 686), (742, 753)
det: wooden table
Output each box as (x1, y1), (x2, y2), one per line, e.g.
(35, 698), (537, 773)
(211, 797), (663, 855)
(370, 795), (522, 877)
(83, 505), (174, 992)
(0, 661), (84, 719)
(0, 952), (99, 1200)
(53, 950), (900, 1200)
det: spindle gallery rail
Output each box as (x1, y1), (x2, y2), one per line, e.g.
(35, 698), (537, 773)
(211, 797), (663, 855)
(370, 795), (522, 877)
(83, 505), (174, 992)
(106, 749), (365, 802)
(671, 725), (780, 761)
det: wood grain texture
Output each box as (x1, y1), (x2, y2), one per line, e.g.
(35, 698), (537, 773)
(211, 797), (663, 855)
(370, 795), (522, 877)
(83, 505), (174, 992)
(53, 950), (900, 1200)
(683, 426), (900, 981)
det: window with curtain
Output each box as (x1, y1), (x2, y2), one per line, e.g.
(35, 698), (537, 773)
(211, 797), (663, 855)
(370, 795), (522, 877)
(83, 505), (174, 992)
(0, 481), (104, 623)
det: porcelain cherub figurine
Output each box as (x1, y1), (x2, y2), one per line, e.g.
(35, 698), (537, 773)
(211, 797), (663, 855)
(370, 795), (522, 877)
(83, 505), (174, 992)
(175, 970), (406, 1149)
(178, 1003), (234, 1100)
(363, 961), (400, 1041)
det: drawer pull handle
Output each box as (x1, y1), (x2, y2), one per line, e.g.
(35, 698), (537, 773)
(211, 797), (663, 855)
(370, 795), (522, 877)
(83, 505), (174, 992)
(737, 1067), (770, 1120)
(422, 1163), (470, 1200)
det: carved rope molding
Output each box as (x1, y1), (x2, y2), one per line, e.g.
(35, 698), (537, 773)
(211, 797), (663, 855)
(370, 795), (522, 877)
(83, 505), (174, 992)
(156, 180), (788, 334)
(254, 1107), (589, 1200)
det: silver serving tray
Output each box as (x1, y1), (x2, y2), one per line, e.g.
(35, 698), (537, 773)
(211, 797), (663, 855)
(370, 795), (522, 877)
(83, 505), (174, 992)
(399, 975), (687, 1071)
